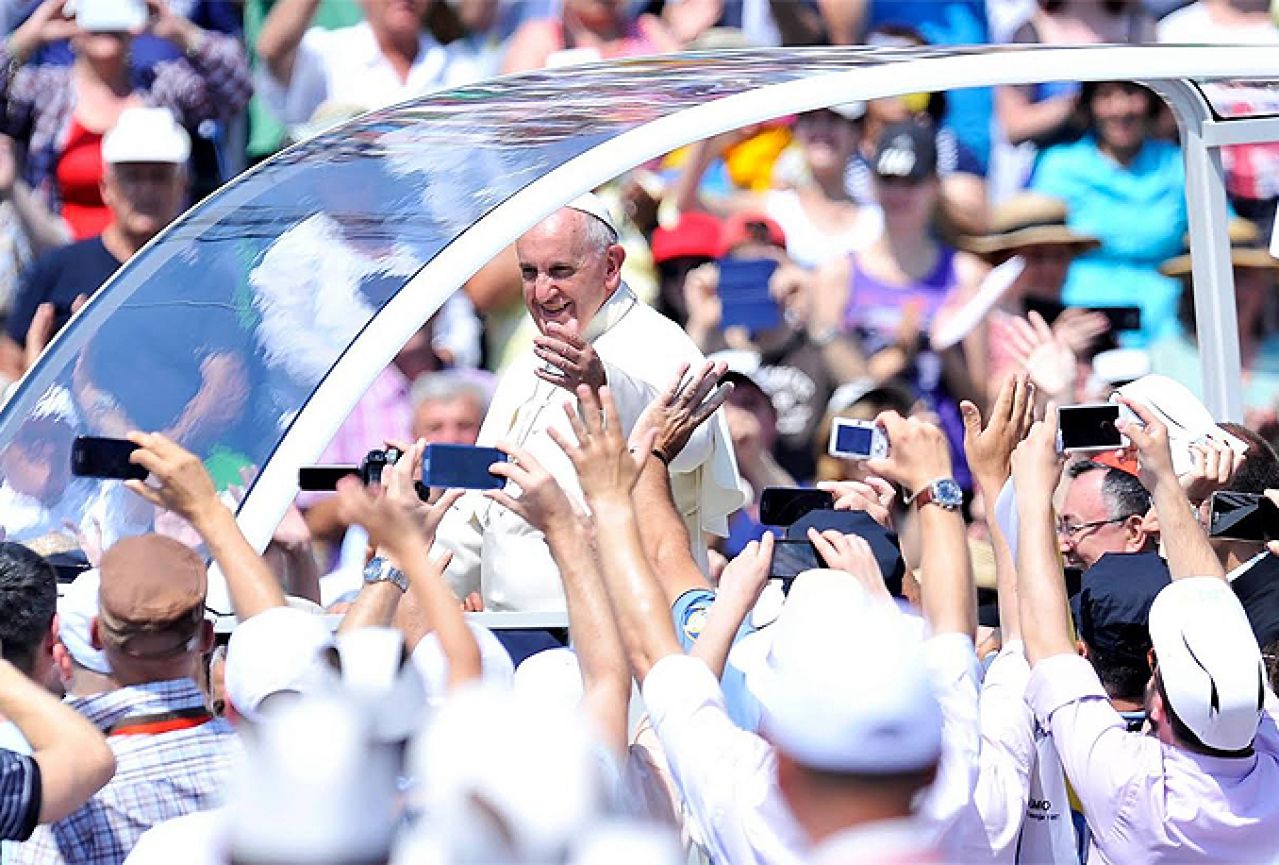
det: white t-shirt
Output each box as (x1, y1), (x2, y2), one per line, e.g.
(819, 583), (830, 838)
(763, 189), (882, 270)
(256, 22), (457, 127)
(1156, 2), (1279, 43)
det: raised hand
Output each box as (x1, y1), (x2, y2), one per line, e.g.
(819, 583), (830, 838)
(548, 385), (653, 507)
(334, 476), (450, 572)
(1052, 307), (1109, 356)
(1009, 405), (1063, 502)
(1007, 311), (1076, 400)
(1180, 437), (1244, 506)
(1114, 396), (1176, 494)
(867, 411), (954, 495)
(816, 477), (897, 529)
(630, 360), (733, 464)
(807, 528), (892, 603)
(717, 533), (774, 612)
(485, 440), (577, 534)
(124, 431), (221, 526)
(534, 322), (607, 392)
(7, 0), (80, 63)
(380, 438), (463, 547)
(960, 373), (1036, 495)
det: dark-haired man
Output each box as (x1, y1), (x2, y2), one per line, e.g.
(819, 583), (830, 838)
(1058, 459), (1155, 570)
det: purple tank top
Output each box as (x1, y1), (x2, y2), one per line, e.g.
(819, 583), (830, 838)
(842, 246), (972, 489)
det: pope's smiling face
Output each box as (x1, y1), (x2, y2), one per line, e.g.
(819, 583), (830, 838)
(517, 209), (624, 337)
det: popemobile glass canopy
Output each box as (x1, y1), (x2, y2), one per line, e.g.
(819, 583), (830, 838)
(1, 44), (1277, 609)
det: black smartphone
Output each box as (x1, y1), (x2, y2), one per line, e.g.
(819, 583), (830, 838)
(421, 444), (508, 491)
(298, 465), (360, 491)
(1092, 306), (1142, 333)
(70, 436), (146, 480)
(770, 538), (825, 580)
(1208, 491), (1279, 542)
(759, 487), (834, 526)
(1057, 404), (1125, 452)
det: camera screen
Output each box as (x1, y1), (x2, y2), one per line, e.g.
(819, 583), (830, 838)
(1058, 405), (1122, 450)
(834, 423), (875, 456)
(770, 540), (821, 580)
(1210, 492), (1279, 542)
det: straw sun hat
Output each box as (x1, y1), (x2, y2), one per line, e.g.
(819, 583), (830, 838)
(1159, 216), (1279, 277)
(962, 193), (1100, 257)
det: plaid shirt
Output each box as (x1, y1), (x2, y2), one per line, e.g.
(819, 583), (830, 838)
(10, 679), (240, 865)
(0, 34), (252, 214)
(0, 751), (39, 842)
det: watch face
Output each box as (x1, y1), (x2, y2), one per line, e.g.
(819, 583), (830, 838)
(934, 479), (964, 508)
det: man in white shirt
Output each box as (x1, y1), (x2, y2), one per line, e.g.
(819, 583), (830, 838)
(1012, 398), (1279, 864)
(435, 195), (741, 611)
(255, 0), (459, 130)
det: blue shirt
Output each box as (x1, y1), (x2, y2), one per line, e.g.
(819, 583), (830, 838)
(1030, 135), (1187, 344)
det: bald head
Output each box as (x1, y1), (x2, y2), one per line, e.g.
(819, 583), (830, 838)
(517, 208), (625, 336)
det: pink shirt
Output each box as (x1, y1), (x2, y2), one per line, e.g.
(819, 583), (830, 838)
(296, 365), (412, 508)
(1027, 653), (1279, 864)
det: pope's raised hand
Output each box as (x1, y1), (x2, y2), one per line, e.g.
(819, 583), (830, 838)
(534, 322), (607, 393)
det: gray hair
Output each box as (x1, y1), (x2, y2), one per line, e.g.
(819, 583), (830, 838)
(410, 371), (489, 414)
(575, 210), (619, 255)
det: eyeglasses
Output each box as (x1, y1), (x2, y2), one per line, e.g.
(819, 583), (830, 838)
(1056, 515), (1133, 538)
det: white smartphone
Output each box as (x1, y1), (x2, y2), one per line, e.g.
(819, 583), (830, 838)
(827, 418), (889, 461)
(69, 0), (147, 33)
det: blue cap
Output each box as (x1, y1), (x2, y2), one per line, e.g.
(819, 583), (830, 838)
(1071, 551), (1170, 663)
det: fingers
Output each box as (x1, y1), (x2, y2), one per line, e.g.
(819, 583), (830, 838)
(484, 489), (526, 520)
(434, 488), (465, 513)
(664, 362), (692, 404)
(123, 479), (162, 507)
(959, 399), (983, 438)
(462, 592), (485, 613)
(1009, 373), (1031, 425)
(692, 381), (734, 426)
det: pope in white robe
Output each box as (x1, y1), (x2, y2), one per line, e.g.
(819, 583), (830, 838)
(436, 196), (743, 611)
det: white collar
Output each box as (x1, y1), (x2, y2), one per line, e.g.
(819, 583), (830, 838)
(351, 21), (441, 70)
(1227, 550), (1269, 583)
(580, 281), (637, 344)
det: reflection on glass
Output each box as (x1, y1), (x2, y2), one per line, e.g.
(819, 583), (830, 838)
(0, 45), (1158, 551)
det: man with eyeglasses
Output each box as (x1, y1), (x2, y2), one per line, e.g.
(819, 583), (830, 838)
(1058, 459), (1155, 570)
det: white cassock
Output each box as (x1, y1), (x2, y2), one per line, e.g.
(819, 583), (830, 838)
(436, 283), (744, 611)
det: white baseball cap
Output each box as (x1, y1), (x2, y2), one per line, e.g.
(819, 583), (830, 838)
(512, 647), (584, 709)
(565, 192), (618, 239)
(228, 694), (397, 864)
(102, 107), (191, 166)
(1148, 577), (1266, 752)
(411, 685), (604, 861)
(334, 627), (427, 743)
(56, 569), (111, 675)
(411, 621), (513, 708)
(223, 606), (334, 722)
(1113, 374), (1248, 476)
(729, 569), (942, 773)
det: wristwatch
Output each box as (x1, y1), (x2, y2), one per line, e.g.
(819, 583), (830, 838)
(363, 557), (409, 593)
(907, 478), (963, 512)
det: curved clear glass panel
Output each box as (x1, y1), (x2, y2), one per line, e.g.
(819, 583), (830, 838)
(1, 45), (1274, 556)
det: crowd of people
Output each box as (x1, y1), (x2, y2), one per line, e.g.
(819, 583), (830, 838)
(2, 0), (1279, 863)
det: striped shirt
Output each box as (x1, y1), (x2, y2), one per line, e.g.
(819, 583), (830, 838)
(0, 752), (39, 842)
(11, 680), (239, 865)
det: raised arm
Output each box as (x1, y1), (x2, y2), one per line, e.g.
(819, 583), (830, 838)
(1009, 408), (1073, 665)
(487, 442), (630, 757)
(551, 385), (683, 684)
(1116, 397), (1226, 581)
(870, 412), (976, 638)
(961, 374), (1036, 642)
(334, 477), (480, 689)
(126, 432), (287, 619)
(0, 659), (114, 826)
(628, 361), (733, 603)
(688, 535), (772, 677)
(255, 0), (320, 85)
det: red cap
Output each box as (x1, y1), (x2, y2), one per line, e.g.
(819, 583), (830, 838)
(651, 212), (722, 264)
(720, 212), (787, 256)
(1093, 448), (1141, 478)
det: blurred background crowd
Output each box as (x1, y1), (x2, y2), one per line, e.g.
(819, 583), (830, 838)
(2, 1), (1279, 863)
